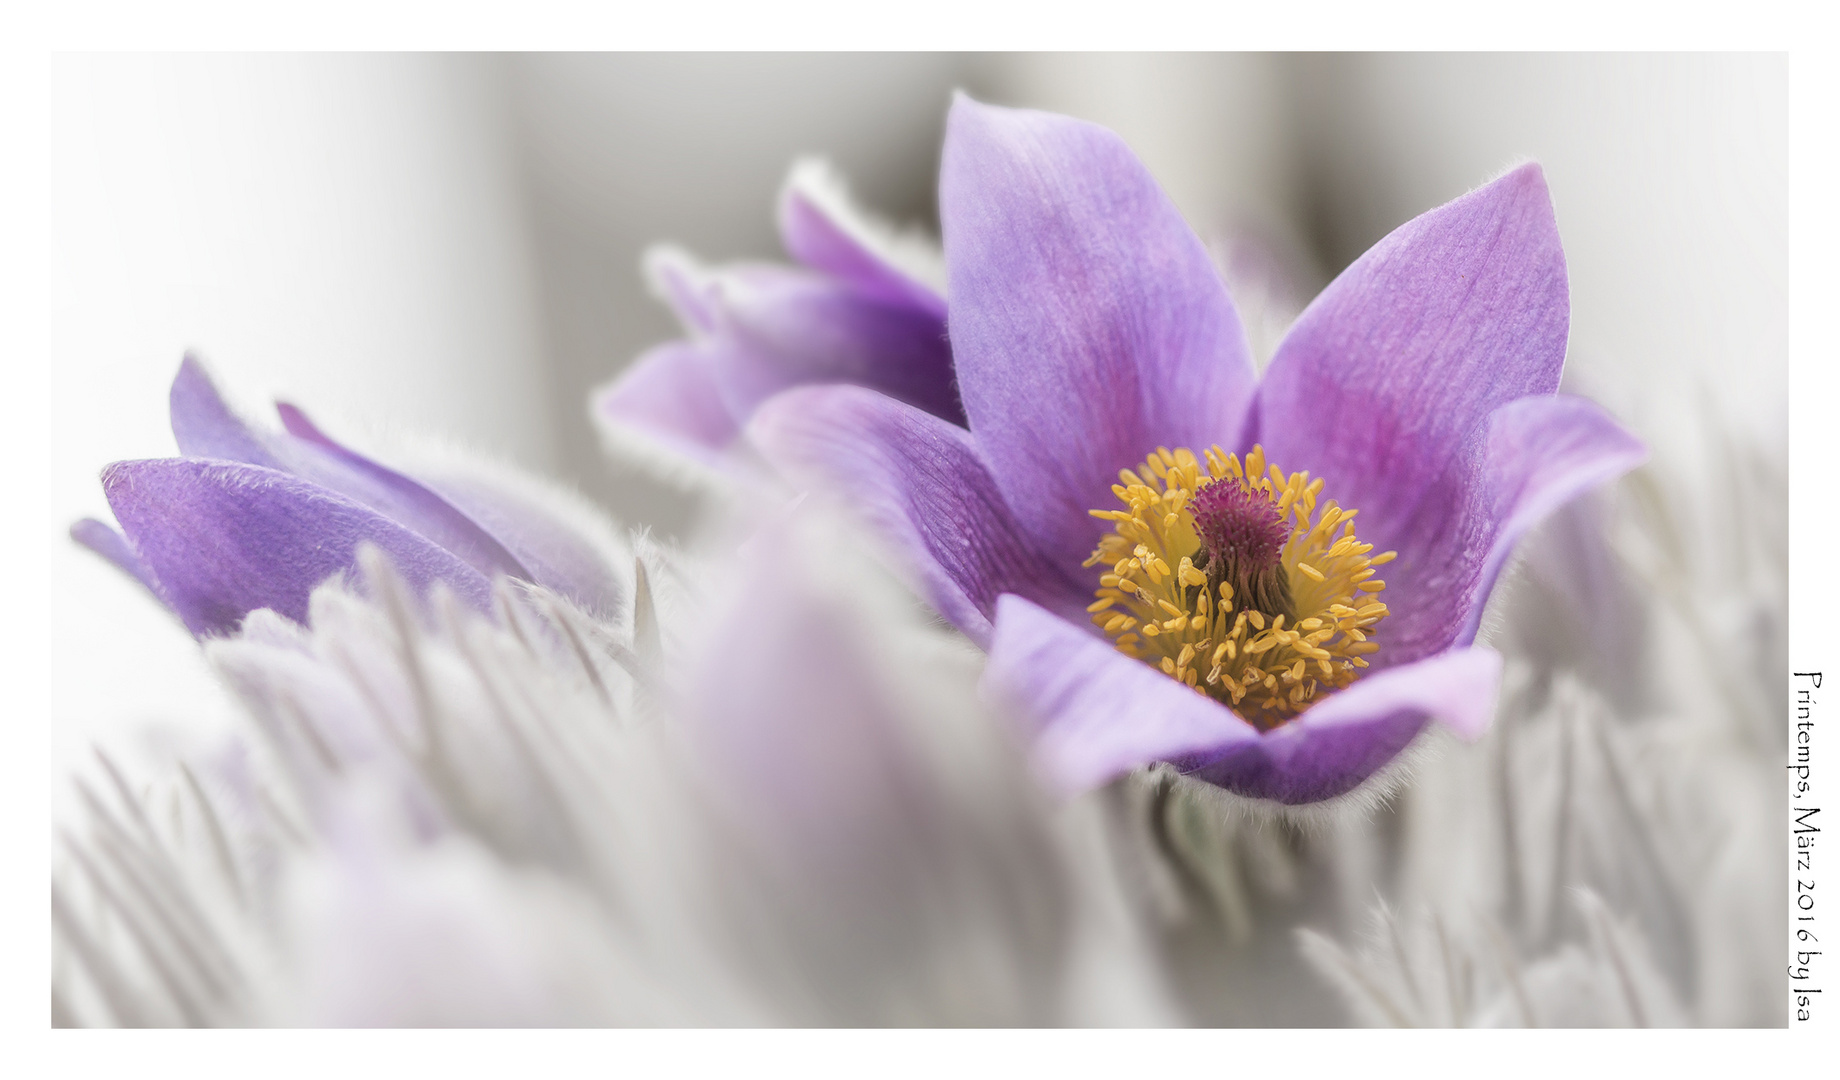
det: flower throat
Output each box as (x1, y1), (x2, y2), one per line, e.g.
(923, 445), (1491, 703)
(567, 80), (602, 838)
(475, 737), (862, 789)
(1083, 445), (1393, 731)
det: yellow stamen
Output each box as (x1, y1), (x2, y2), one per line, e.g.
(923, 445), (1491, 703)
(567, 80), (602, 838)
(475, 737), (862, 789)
(1083, 443), (1391, 731)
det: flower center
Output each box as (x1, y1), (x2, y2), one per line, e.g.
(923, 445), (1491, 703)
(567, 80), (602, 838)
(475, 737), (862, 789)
(1083, 444), (1394, 732)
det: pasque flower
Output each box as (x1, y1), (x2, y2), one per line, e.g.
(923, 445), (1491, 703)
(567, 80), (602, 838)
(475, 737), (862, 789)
(593, 160), (960, 470)
(748, 97), (1647, 804)
(73, 358), (622, 636)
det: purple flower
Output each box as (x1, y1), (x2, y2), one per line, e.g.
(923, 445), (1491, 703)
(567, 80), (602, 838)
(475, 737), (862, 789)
(593, 161), (961, 469)
(73, 357), (622, 636)
(747, 97), (1647, 805)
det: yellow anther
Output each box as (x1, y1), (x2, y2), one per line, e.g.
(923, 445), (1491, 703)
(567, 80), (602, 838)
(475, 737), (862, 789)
(1370, 551), (1397, 565)
(1084, 442), (1389, 731)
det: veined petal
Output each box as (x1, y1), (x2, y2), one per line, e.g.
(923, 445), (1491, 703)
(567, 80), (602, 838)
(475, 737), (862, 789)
(102, 458), (492, 637)
(709, 264), (961, 427)
(748, 385), (1086, 648)
(940, 95), (1257, 571)
(647, 250), (961, 431)
(1374, 394), (1649, 664)
(985, 595), (1258, 795)
(169, 358), (532, 585)
(275, 404), (534, 584)
(1172, 647), (1503, 804)
(1254, 164), (1571, 561)
(776, 158), (948, 319)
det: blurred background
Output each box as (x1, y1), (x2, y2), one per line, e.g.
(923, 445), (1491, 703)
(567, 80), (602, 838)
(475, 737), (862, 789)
(49, 52), (1785, 809)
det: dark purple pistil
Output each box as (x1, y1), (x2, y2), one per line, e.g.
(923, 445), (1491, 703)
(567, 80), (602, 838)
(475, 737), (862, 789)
(1189, 478), (1294, 620)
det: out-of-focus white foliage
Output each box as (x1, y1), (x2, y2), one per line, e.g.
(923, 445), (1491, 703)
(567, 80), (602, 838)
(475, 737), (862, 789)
(52, 503), (1174, 1026)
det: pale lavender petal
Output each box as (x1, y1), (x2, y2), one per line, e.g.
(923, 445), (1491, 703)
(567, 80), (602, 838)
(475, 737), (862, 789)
(984, 595), (1258, 795)
(168, 358), (532, 584)
(102, 458), (493, 637)
(592, 340), (739, 464)
(777, 160), (948, 319)
(407, 468), (623, 619)
(644, 246), (721, 334)
(1359, 394), (1647, 668)
(69, 517), (163, 601)
(169, 354), (286, 468)
(1253, 165), (1570, 565)
(709, 264), (961, 427)
(275, 403), (534, 584)
(1171, 647), (1503, 804)
(748, 385), (1087, 647)
(940, 95), (1257, 571)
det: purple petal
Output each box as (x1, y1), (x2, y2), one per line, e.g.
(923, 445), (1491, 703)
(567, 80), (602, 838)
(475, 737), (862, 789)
(748, 385), (1087, 647)
(644, 246), (722, 335)
(102, 458), (492, 637)
(777, 160), (948, 320)
(169, 354), (286, 468)
(169, 358), (533, 585)
(592, 339), (739, 465)
(648, 247), (961, 430)
(1172, 647), (1503, 804)
(1373, 394), (1647, 664)
(984, 595), (1258, 795)
(275, 403), (535, 584)
(940, 95), (1257, 571)
(709, 263), (962, 427)
(988, 596), (1503, 803)
(405, 468), (623, 619)
(69, 517), (163, 601)
(1252, 165), (1570, 567)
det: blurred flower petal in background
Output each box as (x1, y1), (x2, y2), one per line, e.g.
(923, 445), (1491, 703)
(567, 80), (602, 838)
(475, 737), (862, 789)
(594, 162), (956, 476)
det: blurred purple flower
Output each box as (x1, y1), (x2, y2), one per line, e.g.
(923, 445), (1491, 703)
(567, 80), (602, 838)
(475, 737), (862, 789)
(73, 358), (621, 637)
(749, 97), (1647, 805)
(593, 160), (961, 469)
